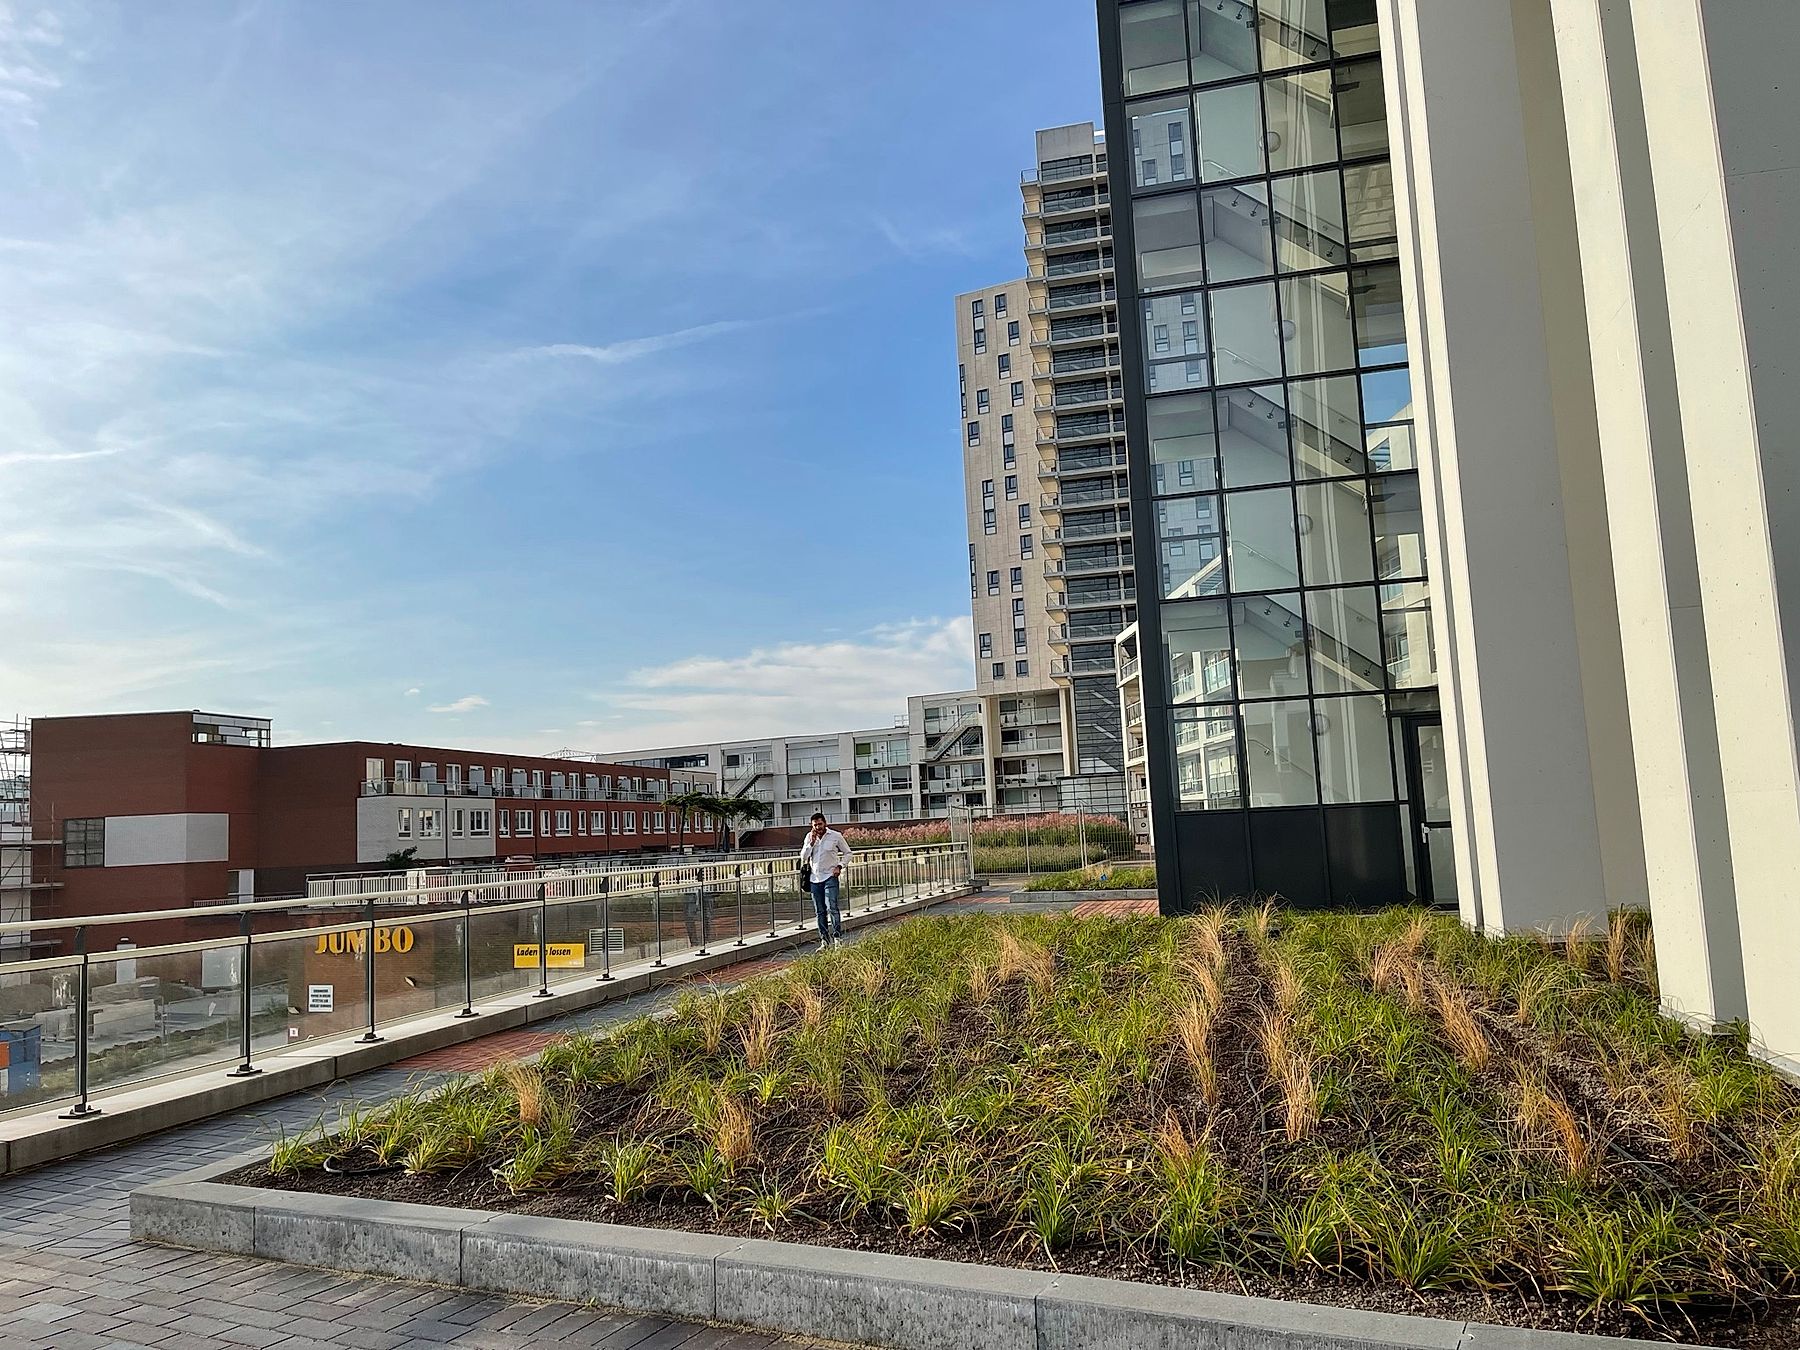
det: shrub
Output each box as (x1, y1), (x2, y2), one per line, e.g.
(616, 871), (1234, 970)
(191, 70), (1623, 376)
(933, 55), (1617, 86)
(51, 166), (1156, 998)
(1024, 866), (1157, 892)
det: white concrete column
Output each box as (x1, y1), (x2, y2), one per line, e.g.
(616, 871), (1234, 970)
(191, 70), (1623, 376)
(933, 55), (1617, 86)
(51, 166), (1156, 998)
(1376, 0), (1631, 933)
(1545, 0), (1747, 1030)
(1632, 0), (1800, 1069)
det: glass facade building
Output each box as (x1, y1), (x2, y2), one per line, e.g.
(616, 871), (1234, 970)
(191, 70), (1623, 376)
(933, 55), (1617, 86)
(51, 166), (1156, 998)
(1100, 0), (1446, 907)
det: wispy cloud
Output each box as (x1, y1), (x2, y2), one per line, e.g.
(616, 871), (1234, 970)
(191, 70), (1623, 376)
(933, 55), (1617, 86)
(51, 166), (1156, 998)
(0, 2), (69, 131)
(404, 687), (421, 698)
(429, 694), (489, 715)
(870, 211), (977, 261)
(510, 319), (759, 368)
(589, 617), (974, 751)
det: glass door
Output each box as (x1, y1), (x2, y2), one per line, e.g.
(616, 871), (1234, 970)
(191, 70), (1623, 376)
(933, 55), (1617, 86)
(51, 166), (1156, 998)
(1402, 717), (1457, 906)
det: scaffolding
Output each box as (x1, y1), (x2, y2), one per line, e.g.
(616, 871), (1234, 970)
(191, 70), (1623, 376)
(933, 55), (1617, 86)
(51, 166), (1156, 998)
(0, 717), (53, 958)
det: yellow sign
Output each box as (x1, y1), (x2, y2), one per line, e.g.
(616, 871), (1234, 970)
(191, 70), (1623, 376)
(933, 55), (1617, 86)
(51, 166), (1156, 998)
(514, 942), (585, 969)
(315, 926), (414, 955)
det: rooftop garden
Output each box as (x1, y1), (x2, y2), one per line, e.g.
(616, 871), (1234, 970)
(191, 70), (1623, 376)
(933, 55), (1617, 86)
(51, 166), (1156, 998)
(255, 908), (1800, 1345)
(844, 812), (1132, 874)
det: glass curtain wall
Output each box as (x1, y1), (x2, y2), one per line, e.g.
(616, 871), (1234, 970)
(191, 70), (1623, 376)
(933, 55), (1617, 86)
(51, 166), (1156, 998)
(1109, 0), (1433, 903)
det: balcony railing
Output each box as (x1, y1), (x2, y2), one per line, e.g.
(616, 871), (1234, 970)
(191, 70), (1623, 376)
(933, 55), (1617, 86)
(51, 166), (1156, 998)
(1051, 654), (1119, 676)
(1118, 657), (1142, 684)
(364, 779), (667, 804)
(0, 844), (976, 1120)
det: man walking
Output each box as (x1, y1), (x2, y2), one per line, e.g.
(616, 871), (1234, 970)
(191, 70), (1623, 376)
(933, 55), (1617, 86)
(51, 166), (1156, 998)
(799, 812), (851, 949)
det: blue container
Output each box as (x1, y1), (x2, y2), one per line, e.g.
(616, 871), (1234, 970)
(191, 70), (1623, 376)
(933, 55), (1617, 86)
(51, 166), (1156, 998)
(0, 1022), (42, 1094)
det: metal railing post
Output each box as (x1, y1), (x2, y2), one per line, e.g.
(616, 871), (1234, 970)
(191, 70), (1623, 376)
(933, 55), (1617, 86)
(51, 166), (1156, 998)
(694, 868), (708, 956)
(767, 863), (777, 936)
(357, 899), (383, 1043)
(652, 874), (665, 967)
(455, 890), (478, 1017)
(227, 910), (261, 1077)
(61, 925), (99, 1119)
(733, 866), (745, 947)
(535, 883), (551, 998)
(599, 877), (613, 981)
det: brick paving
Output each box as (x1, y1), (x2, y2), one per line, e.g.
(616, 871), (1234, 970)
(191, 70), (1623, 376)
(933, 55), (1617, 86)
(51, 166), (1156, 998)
(0, 888), (1051, 1349)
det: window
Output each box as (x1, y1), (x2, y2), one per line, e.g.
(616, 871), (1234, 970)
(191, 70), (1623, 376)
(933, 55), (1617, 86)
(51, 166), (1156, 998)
(1011, 566), (1023, 590)
(1016, 660), (1030, 676)
(623, 811), (637, 834)
(987, 570), (1001, 595)
(977, 389), (990, 413)
(1011, 381), (1024, 406)
(446, 765), (462, 792)
(993, 293), (1008, 316)
(997, 354), (1011, 377)
(539, 810), (551, 837)
(469, 808), (491, 835)
(967, 421), (981, 446)
(1013, 598), (1026, 616)
(64, 817), (104, 867)
(499, 810), (510, 837)
(971, 298), (984, 319)
(1004, 474), (1018, 499)
(1014, 629), (1028, 652)
(979, 633), (993, 656)
(577, 810), (587, 834)
(396, 808), (413, 839)
(365, 757), (384, 787)
(1020, 534), (1034, 558)
(452, 808), (465, 837)
(974, 330), (986, 354)
(1008, 321), (1021, 345)
(394, 759), (411, 783)
(419, 809), (441, 839)
(515, 809), (534, 836)
(1018, 504), (1031, 524)
(530, 770), (545, 793)
(983, 478), (994, 498)
(1001, 413), (1014, 436)
(555, 810), (572, 836)
(984, 509), (997, 534)
(993, 662), (1006, 679)
(1004, 444), (1016, 468)
(654, 811), (666, 832)
(593, 810), (607, 835)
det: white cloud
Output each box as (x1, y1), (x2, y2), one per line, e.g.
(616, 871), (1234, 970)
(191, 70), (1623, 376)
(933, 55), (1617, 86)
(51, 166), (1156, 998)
(590, 616), (974, 751)
(428, 694), (489, 715)
(509, 320), (758, 368)
(404, 687), (421, 698)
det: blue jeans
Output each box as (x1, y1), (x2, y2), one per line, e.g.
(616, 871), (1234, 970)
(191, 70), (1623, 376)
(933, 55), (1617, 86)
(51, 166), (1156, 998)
(809, 874), (842, 940)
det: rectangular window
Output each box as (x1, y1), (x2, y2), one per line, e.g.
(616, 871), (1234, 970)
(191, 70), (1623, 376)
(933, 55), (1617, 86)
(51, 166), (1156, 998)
(1020, 534), (1034, 558)
(983, 478), (994, 498)
(993, 662), (1007, 679)
(515, 810), (534, 836)
(967, 421), (981, 445)
(971, 298), (984, 319)
(974, 331), (986, 354)
(577, 810), (587, 834)
(1005, 474), (1018, 499)
(499, 810), (510, 837)
(419, 808), (441, 839)
(1001, 413), (1014, 435)
(470, 808), (491, 835)
(1008, 320), (1020, 345)
(1013, 598), (1026, 615)
(1004, 445), (1016, 467)
(993, 293), (1007, 316)
(1018, 504), (1031, 524)
(654, 811), (666, 832)
(539, 810), (551, 837)
(555, 810), (572, 836)
(1014, 630), (1028, 652)
(1011, 381), (1024, 406)
(530, 770), (545, 793)
(396, 808), (413, 839)
(623, 811), (637, 834)
(997, 355), (1011, 378)
(1016, 660), (1030, 676)
(452, 808), (465, 837)
(1011, 566), (1023, 589)
(979, 633), (993, 656)
(62, 818), (104, 868)
(976, 389), (990, 413)
(987, 570), (1000, 594)
(984, 509), (997, 534)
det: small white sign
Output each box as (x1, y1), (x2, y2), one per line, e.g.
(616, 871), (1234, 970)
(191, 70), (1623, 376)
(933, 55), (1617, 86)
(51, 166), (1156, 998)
(307, 984), (334, 1014)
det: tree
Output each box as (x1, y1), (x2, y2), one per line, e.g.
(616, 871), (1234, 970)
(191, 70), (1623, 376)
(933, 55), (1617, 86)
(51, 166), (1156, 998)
(665, 790), (710, 853)
(382, 847), (418, 870)
(713, 793), (768, 851)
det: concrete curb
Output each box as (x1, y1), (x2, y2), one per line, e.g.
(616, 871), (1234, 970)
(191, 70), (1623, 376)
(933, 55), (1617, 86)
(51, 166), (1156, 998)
(2, 883), (975, 1177)
(128, 1176), (1720, 1350)
(1008, 889), (1158, 902)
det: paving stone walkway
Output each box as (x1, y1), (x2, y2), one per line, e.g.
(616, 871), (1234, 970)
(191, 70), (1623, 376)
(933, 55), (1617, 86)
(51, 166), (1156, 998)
(0, 886), (1051, 1349)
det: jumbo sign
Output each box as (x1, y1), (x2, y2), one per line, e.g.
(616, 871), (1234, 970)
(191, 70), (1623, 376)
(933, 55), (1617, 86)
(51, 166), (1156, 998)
(314, 926), (415, 955)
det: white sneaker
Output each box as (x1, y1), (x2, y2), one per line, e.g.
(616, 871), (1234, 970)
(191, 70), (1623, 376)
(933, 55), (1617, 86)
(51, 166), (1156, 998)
(817, 939), (829, 952)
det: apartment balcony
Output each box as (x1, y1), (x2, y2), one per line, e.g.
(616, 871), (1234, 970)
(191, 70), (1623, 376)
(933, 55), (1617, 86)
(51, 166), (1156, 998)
(1028, 222), (1114, 255)
(1051, 654), (1119, 677)
(1023, 190), (1111, 222)
(1035, 387), (1120, 414)
(1034, 350), (1119, 378)
(1064, 585), (1136, 611)
(1047, 623), (1070, 650)
(1028, 255), (1107, 282)
(1045, 555), (1130, 579)
(362, 779), (671, 803)
(998, 707), (1061, 728)
(1044, 286), (1117, 317)
(1054, 481), (1130, 511)
(1050, 446), (1130, 479)
(997, 771), (1063, 788)
(1048, 418), (1126, 447)
(1118, 656), (1142, 687)
(1046, 590), (1067, 613)
(1034, 319), (1119, 351)
(1043, 518), (1130, 547)
(1052, 620), (1128, 647)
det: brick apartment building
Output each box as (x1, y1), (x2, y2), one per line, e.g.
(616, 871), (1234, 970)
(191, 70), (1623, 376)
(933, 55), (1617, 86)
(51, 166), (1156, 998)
(22, 711), (719, 947)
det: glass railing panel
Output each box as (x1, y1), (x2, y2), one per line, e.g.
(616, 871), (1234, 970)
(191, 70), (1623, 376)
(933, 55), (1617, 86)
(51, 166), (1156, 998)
(0, 958), (80, 1115)
(82, 945), (245, 1097)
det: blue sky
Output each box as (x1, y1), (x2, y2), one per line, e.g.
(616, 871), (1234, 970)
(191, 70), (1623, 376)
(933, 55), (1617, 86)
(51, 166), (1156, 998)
(0, 1), (1102, 752)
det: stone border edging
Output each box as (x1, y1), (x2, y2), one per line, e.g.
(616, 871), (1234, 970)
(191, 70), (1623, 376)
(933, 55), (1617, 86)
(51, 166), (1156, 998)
(0, 883), (975, 1177)
(131, 1161), (1712, 1350)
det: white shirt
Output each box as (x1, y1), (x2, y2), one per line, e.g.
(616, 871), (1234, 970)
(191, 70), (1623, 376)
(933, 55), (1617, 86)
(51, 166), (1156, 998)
(800, 828), (852, 880)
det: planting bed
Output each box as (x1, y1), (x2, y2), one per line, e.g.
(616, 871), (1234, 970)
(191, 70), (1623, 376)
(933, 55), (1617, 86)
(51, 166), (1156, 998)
(242, 909), (1800, 1346)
